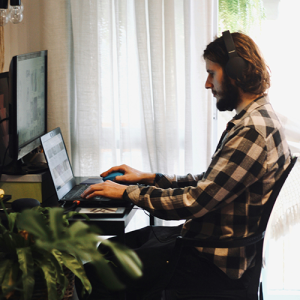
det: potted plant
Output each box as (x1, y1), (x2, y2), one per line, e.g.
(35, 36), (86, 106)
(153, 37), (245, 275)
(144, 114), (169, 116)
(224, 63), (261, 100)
(0, 189), (142, 300)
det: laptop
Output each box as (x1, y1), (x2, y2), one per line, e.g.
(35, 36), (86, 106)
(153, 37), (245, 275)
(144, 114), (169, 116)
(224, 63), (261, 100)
(40, 127), (130, 209)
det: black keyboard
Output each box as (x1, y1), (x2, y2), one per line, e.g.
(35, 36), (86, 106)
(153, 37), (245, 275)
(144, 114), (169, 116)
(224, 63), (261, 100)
(61, 185), (87, 200)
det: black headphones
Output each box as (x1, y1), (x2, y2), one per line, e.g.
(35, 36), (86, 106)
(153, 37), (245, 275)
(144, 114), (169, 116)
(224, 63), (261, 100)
(222, 30), (247, 80)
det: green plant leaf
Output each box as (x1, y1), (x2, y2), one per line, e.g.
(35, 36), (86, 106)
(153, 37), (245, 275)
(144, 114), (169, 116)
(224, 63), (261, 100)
(1, 261), (20, 299)
(91, 256), (126, 291)
(0, 222), (8, 234)
(103, 241), (143, 279)
(61, 252), (92, 295)
(48, 250), (68, 297)
(37, 258), (59, 300)
(64, 211), (90, 222)
(6, 206), (143, 298)
(2, 231), (27, 252)
(218, 0), (266, 36)
(16, 247), (35, 300)
(0, 259), (11, 285)
(16, 209), (53, 241)
(49, 208), (66, 240)
(7, 212), (18, 232)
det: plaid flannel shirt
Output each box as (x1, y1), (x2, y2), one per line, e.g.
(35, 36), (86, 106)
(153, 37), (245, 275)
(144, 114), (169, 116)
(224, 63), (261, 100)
(123, 96), (291, 279)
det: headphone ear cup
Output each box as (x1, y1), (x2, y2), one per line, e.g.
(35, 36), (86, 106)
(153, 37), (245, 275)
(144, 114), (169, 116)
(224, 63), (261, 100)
(225, 55), (247, 80)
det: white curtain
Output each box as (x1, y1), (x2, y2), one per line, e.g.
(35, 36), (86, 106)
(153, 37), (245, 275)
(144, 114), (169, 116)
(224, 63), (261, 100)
(69, 0), (218, 179)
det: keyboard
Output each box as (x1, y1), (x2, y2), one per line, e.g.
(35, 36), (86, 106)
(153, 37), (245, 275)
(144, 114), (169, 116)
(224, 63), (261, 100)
(61, 185), (87, 200)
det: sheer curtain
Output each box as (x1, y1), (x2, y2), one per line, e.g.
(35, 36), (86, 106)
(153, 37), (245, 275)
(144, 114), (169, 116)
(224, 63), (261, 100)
(252, 1), (300, 297)
(69, 0), (218, 180)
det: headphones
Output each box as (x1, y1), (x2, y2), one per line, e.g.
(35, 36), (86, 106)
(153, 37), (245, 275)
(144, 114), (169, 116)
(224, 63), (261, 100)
(222, 30), (247, 80)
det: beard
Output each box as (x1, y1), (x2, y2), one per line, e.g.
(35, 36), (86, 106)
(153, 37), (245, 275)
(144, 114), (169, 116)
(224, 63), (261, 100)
(216, 75), (241, 112)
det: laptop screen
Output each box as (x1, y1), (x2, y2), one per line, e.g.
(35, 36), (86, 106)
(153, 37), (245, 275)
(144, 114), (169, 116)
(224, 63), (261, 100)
(41, 128), (75, 196)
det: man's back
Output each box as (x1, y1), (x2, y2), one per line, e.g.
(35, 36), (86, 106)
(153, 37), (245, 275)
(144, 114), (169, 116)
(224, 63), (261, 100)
(182, 96), (291, 278)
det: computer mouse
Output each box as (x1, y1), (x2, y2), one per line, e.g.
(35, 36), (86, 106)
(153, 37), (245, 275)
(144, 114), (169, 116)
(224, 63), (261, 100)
(103, 171), (124, 182)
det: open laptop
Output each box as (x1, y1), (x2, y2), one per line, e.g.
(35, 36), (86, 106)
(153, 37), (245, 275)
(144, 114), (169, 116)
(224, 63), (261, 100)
(40, 127), (129, 209)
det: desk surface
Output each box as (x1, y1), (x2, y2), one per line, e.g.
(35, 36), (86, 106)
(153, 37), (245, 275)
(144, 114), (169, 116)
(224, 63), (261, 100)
(70, 204), (136, 235)
(67, 203), (137, 243)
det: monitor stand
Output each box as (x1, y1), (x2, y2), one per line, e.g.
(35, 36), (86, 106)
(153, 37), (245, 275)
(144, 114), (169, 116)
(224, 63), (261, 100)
(2, 153), (49, 175)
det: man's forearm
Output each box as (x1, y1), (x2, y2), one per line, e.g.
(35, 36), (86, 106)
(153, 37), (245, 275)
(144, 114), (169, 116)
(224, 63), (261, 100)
(139, 173), (156, 185)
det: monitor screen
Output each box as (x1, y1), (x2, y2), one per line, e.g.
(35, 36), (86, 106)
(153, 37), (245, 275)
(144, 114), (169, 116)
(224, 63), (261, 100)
(8, 50), (47, 161)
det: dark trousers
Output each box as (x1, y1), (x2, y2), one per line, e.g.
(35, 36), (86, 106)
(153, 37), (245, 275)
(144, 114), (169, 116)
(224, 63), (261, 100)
(75, 225), (247, 300)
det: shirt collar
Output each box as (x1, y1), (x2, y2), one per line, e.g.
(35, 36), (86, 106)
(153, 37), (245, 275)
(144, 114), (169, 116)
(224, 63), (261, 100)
(229, 95), (268, 127)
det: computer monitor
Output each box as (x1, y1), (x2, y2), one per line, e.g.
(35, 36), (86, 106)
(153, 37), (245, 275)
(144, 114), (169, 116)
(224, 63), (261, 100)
(6, 50), (48, 174)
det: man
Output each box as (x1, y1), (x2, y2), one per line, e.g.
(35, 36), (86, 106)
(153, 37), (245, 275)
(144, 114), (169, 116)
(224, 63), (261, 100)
(79, 32), (291, 299)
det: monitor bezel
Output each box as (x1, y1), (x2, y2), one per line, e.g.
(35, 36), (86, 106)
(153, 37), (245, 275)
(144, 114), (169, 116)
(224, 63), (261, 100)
(8, 50), (48, 161)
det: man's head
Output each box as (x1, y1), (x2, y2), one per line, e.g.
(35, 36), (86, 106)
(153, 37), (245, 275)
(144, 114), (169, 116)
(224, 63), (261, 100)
(203, 32), (270, 112)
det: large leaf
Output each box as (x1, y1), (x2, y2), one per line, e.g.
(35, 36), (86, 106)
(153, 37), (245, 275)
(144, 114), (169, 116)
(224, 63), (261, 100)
(16, 247), (35, 300)
(0, 259), (11, 285)
(16, 210), (52, 241)
(102, 240), (143, 279)
(36, 258), (59, 300)
(35, 221), (100, 258)
(90, 256), (126, 291)
(49, 208), (66, 240)
(48, 250), (68, 297)
(7, 212), (18, 232)
(60, 252), (92, 295)
(1, 261), (20, 299)
(2, 231), (27, 252)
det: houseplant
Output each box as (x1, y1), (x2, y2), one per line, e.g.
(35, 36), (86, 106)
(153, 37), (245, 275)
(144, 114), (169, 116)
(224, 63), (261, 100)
(0, 190), (142, 300)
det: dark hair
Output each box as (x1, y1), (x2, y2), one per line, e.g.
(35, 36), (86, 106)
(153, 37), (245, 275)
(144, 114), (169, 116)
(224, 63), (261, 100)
(203, 32), (270, 95)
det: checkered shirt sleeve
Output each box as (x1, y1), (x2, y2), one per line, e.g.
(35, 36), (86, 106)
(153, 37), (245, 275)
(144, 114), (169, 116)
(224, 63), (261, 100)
(123, 97), (291, 279)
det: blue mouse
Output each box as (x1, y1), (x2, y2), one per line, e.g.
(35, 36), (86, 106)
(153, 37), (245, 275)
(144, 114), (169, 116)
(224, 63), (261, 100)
(102, 171), (124, 182)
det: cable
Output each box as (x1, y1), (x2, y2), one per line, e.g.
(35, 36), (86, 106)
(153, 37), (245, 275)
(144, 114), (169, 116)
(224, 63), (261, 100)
(139, 208), (180, 244)
(0, 145), (9, 180)
(0, 117), (9, 179)
(0, 117), (9, 124)
(63, 200), (81, 213)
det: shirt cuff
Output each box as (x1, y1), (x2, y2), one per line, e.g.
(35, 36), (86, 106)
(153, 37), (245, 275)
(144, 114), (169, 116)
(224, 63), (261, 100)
(122, 189), (132, 202)
(123, 185), (142, 204)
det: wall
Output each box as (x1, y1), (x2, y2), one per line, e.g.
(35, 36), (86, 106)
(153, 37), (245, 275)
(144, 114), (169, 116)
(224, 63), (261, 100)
(2, 0), (73, 156)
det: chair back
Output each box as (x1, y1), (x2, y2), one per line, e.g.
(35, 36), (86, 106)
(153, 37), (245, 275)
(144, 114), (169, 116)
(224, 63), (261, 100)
(258, 156), (298, 234)
(163, 156), (298, 300)
(242, 156), (297, 300)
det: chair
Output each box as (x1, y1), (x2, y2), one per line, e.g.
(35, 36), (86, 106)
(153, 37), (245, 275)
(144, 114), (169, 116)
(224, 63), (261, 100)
(161, 156), (298, 300)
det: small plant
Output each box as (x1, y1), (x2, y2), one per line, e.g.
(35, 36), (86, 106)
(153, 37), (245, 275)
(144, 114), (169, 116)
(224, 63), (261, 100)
(219, 0), (266, 36)
(0, 190), (142, 300)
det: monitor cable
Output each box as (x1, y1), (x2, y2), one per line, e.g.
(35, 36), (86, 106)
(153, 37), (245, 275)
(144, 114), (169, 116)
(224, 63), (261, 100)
(0, 145), (9, 181)
(0, 117), (9, 180)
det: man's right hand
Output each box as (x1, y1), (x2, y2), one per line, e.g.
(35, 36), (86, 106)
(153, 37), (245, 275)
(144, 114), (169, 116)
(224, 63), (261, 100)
(100, 164), (156, 185)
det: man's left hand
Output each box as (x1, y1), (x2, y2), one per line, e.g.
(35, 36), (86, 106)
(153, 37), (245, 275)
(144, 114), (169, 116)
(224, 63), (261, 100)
(81, 181), (127, 200)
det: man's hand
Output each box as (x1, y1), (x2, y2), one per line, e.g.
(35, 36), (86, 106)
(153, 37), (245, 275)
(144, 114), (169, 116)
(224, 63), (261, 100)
(81, 181), (127, 200)
(101, 164), (156, 185)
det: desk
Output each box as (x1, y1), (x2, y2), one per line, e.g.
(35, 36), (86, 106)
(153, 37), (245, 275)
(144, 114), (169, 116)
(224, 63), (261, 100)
(70, 204), (137, 243)
(1, 174), (138, 242)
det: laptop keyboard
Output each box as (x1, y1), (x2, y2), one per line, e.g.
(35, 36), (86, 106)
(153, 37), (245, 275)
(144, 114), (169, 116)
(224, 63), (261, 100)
(62, 185), (87, 200)
(61, 185), (111, 202)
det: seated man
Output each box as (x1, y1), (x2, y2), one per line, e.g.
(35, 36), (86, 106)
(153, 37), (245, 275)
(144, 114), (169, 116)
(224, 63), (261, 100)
(78, 32), (291, 299)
